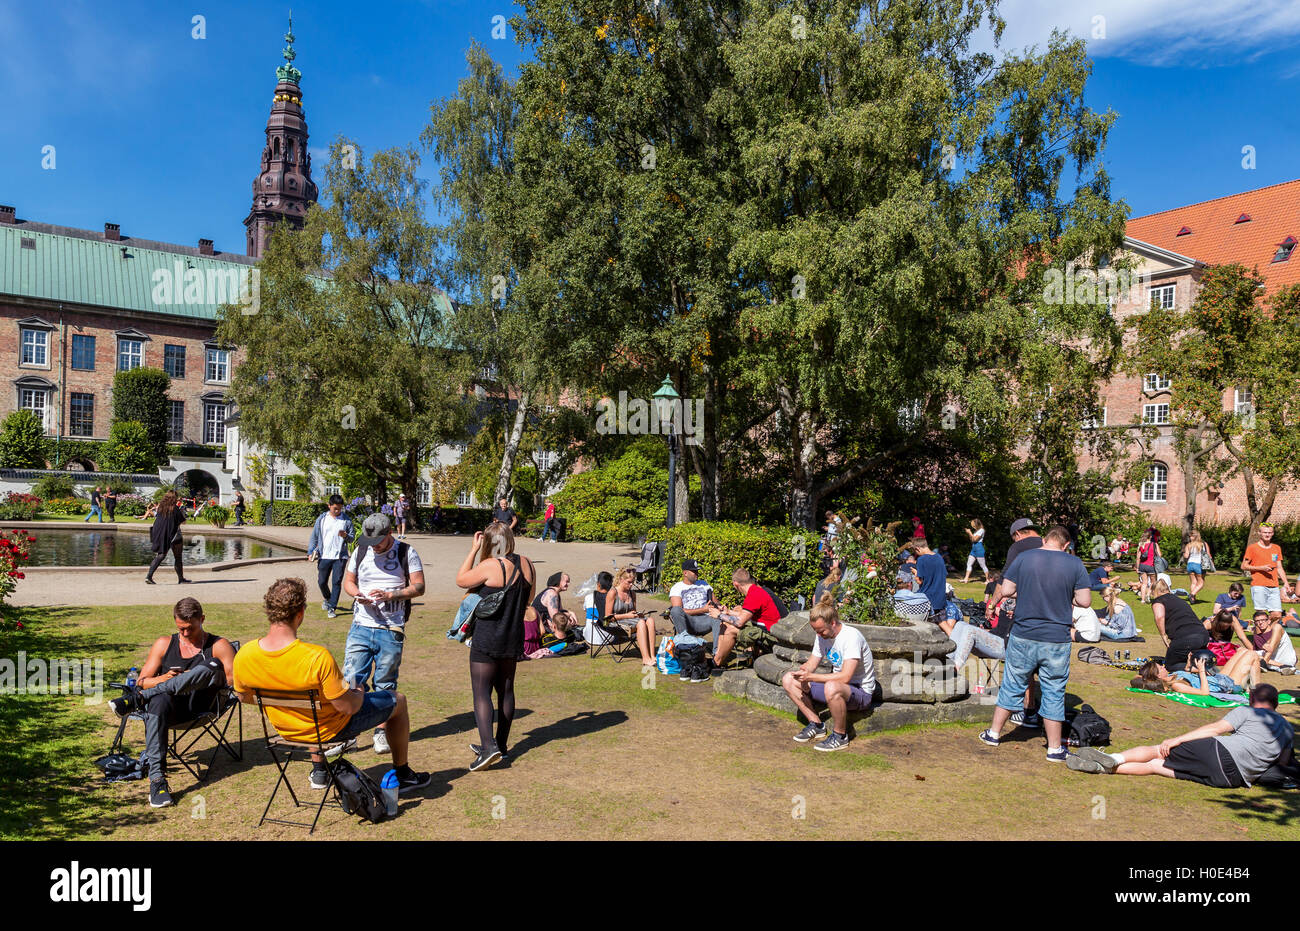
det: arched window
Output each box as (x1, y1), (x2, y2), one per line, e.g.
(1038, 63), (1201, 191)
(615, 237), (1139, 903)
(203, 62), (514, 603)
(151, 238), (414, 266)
(286, 139), (295, 163)
(1141, 463), (1168, 503)
(273, 137), (281, 157)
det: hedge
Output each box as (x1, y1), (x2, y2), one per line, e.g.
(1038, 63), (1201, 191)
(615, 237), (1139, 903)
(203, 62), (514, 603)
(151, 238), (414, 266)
(647, 521), (823, 606)
(246, 498), (491, 534)
(248, 499), (329, 527)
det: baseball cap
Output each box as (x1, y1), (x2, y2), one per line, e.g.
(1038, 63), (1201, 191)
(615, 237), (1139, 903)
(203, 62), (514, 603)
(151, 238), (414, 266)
(682, 559), (701, 574)
(357, 512), (393, 548)
(1009, 518), (1036, 536)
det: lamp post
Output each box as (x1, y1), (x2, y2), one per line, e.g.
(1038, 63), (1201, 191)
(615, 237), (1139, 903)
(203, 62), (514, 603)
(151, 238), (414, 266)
(265, 451), (278, 526)
(652, 375), (680, 529)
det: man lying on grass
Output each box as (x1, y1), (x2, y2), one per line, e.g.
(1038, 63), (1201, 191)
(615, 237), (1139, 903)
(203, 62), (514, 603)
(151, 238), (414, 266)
(781, 593), (876, 752)
(1068, 684), (1293, 789)
(233, 577), (431, 795)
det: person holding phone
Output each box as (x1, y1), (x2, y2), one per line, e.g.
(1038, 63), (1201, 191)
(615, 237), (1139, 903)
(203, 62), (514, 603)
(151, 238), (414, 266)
(307, 495), (355, 618)
(1242, 524), (1288, 614)
(107, 598), (236, 808)
(606, 566), (657, 665)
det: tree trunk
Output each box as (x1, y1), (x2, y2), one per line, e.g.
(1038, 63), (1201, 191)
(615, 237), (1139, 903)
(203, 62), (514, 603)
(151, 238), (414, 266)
(1244, 470), (1280, 541)
(777, 383), (819, 530)
(1180, 447), (1198, 544)
(493, 390), (529, 505)
(673, 441), (690, 525)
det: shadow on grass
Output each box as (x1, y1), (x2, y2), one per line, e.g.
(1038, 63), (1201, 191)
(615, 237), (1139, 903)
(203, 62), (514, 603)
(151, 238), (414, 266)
(507, 709), (628, 761)
(1211, 790), (1300, 829)
(409, 709), (535, 744)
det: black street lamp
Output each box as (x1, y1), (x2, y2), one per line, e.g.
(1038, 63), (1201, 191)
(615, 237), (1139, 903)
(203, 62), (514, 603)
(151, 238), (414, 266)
(652, 375), (680, 529)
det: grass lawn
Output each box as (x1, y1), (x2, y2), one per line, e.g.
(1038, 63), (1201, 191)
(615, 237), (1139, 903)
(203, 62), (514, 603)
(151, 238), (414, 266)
(2, 568), (1297, 841)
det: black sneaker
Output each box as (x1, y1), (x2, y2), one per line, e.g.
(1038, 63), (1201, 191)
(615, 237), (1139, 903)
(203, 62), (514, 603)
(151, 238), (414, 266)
(469, 746), (502, 771)
(470, 742), (510, 763)
(396, 769), (432, 794)
(814, 731), (851, 752)
(309, 766), (330, 790)
(793, 722), (827, 743)
(149, 781), (173, 808)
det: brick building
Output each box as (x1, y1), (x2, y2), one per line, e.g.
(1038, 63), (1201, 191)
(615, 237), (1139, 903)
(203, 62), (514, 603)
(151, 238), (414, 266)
(1092, 179), (1300, 524)
(0, 24), (317, 493)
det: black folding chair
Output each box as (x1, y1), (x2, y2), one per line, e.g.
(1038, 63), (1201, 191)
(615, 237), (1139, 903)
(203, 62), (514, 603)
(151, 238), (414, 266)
(587, 614), (641, 663)
(252, 687), (353, 834)
(107, 640), (243, 785)
(632, 542), (659, 593)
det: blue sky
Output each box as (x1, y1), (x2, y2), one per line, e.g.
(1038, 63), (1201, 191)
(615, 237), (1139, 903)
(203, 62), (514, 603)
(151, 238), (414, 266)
(3, 0), (1298, 252)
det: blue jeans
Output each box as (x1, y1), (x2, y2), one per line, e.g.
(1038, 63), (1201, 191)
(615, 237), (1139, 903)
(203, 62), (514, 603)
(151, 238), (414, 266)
(448, 593), (481, 638)
(331, 690), (399, 742)
(316, 558), (345, 610)
(342, 622), (405, 692)
(1100, 605), (1136, 640)
(541, 519), (558, 541)
(947, 620), (1005, 667)
(84, 504), (103, 522)
(996, 634), (1071, 722)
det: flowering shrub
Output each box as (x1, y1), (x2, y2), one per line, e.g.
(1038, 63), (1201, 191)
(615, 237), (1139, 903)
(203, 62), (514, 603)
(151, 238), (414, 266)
(0, 529), (33, 630)
(38, 497), (88, 516)
(114, 493), (151, 516)
(0, 493), (41, 521)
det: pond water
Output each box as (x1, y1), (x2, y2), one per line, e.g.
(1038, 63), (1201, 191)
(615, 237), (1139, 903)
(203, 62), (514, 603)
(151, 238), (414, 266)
(27, 528), (303, 567)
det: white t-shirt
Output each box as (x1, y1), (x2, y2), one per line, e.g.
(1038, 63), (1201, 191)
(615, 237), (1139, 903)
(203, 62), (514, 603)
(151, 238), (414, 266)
(811, 624), (874, 691)
(1072, 606), (1101, 642)
(319, 513), (351, 561)
(669, 579), (713, 612)
(346, 541), (424, 629)
(972, 528), (985, 543)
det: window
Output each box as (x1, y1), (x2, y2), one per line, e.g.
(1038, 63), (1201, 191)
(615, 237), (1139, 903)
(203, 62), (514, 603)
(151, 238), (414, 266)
(70, 334), (96, 370)
(203, 402), (227, 445)
(1234, 388), (1253, 416)
(1149, 284), (1175, 310)
(168, 400), (185, 442)
(1143, 403), (1171, 425)
(1273, 237), (1296, 264)
(164, 344), (186, 378)
(1141, 463), (1169, 503)
(205, 347), (230, 383)
(536, 450), (556, 472)
(456, 490), (473, 507)
(1143, 374), (1171, 392)
(117, 338), (143, 372)
(18, 387), (49, 429)
(418, 481), (431, 505)
(20, 328), (48, 366)
(451, 442), (468, 453)
(68, 393), (94, 437)
(1082, 408), (1107, 429)
(478, 363), (498, 381)
(323, 481), (342, 499)
(273, 475), (294, 501)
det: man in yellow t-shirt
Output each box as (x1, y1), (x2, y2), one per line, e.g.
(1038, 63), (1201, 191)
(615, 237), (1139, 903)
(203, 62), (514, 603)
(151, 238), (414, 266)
(1241, 524), (1288, 614)
(233, 577), (430, 794)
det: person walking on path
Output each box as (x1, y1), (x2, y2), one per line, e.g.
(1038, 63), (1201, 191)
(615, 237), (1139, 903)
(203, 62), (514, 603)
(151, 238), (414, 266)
(307, 494), (355, 619)
(540, 498), (559, 542)
(962, 519), (988, 583)
(104, 487), (118, 522)
(145, 490), (191, 585)
(393, 493), (410, 540)
(455, 522), (534, 771)
(1182, 531), (1212, 603)
(233, 491), (245, 526)
(1241, 524), (1287, 614)
(84, 486), (104, 523)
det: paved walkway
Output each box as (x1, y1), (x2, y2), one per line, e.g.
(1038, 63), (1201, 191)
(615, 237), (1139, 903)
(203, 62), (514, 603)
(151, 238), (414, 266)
(15, 524), (649, 608)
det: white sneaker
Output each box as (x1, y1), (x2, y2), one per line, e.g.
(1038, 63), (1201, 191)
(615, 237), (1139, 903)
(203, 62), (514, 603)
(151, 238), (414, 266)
(373, 727), (390, 754)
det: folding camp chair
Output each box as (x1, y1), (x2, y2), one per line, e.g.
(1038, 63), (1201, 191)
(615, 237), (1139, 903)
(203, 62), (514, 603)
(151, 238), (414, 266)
(632, 541), (660, 593)
(252, 687), (354, 834)
(587, 615), (641, 663)
(107, 640), (243, 785)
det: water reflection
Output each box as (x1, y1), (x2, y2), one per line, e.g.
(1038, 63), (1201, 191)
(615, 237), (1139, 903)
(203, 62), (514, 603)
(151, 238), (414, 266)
(30, 530), (302, 567)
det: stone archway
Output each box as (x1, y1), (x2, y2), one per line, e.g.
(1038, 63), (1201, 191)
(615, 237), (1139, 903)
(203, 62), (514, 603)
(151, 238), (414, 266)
(64, 457), (96, 472)
(175, 468), (220, 504)
(157, 455), (236, 505)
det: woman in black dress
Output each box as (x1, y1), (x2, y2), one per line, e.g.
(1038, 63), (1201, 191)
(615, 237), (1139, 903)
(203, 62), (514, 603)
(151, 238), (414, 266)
(1151, 579), (1208, 671)
(454, 521), (533, 770)
(145, 490), (191, 585)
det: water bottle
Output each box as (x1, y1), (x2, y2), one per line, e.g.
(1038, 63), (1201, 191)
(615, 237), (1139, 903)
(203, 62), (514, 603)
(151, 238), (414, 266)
(380, 769), (399, 818)
(126, 666), (139, 688)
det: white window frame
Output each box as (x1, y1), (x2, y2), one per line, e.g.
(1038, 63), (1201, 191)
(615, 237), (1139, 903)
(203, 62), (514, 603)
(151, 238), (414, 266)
(1141, 463), (1169, 503)
(273, 475), (295, 501)
(203, 402), (227, 445)
(1149, 284), (1176, 310)
(18, 387), (50, 430)
(1234, 388), (1253, 416)
(455, 490), (473, 507)
(417, 480), (431, 505)
(205, 347), (230, 384)
(20, 328), (48, 366)
(323, 481), (342, 500)
(1142, 403), (1170, 426)
(1143, 374), (1171, 392)
(117, 338), (144, 372)
(1082, 408), (1107, 429)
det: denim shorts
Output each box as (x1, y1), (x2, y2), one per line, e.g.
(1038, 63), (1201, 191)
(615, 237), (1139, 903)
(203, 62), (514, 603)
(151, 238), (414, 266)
(331, 690), (398, 742)
(809, 681), (873, 711)
(342, 622), (406, 690)
(1251, 586), (1281, 613)
(996, 634), (1071, 722)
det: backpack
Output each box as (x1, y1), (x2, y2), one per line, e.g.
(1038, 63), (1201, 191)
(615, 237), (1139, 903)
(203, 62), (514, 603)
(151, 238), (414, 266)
(330, 758), (389, 823)
(676, 643), (708, 680)
(1077, 646), (1110, 665)
(353, 540), (413, 623)
(1065, 703), (1112, 748)
(759, 585), (790, 620)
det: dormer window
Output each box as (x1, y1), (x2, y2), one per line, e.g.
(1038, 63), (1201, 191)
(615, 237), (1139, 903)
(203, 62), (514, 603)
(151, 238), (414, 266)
(1235, 214), (1251, 224)
(1273, 237), (1296, 264)
(1176, 226), (1192, 236)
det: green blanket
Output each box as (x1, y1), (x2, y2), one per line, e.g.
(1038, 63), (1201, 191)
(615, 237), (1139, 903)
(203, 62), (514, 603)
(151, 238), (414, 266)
(1127, 687), (1297, 708)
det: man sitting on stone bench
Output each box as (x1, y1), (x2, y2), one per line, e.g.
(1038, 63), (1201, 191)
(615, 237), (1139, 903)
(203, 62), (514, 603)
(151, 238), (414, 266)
(781, 592), (876, 752)
(669, 559), (722, 647)
(706, 569), (782, 669)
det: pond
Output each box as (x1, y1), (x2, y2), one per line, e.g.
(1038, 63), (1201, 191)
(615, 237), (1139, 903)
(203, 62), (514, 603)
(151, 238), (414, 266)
(27, 528), (303, 568)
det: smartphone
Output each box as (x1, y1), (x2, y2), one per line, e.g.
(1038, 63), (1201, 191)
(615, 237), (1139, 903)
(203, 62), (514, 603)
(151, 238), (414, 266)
(168, 666), (185, 673)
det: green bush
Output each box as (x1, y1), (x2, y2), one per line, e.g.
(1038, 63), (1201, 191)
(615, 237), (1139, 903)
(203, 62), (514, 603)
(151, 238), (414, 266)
(31, 474), (81, 501)
(0, 493), (42, 521)
(0, 410), (48, 469)
(550, 447), (680, 542)
(248, 498), (328, 527)
(203, 504), (231, 527)
(413, 506), (486, 534)
(111, 367), (171, 461)
(39, 498), (88, 516)
(647, 521), (823, 606)
(114, 494), (150, 516)
(99, 421), (157, 473)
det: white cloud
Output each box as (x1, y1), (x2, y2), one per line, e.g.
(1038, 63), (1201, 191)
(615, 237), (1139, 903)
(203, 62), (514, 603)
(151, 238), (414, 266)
(988, 0), (1300, 66)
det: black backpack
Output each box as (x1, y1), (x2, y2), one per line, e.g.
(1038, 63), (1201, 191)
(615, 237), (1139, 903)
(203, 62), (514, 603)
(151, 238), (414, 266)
(330, 759), (389, 823)
(759, 585), (790, 620)
(676, 644), (709, 680)
(1065, 703), (1112, 748)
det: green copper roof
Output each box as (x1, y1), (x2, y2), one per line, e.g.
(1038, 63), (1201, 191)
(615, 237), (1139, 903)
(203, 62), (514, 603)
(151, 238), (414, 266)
(0, 225), (258, 322)
(276, 17), (302, 84)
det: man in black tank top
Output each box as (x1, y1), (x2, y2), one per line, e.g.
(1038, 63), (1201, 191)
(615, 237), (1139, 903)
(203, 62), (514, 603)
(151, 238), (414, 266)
(109, 598), (235, 808)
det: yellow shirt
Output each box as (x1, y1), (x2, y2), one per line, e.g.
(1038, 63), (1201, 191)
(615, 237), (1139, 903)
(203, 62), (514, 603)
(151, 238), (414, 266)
(233, 639), (351, 743)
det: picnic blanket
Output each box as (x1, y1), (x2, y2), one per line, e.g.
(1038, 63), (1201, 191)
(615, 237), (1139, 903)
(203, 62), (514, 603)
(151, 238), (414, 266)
(1127, 687), (1298, 709)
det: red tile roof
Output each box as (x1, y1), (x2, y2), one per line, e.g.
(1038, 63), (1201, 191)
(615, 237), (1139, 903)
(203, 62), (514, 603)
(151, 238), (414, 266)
(1127, 178), (1300, 293)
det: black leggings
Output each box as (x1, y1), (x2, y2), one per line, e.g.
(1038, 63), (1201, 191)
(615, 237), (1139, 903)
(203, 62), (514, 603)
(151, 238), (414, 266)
(147, 543), (185, 582)
(470, 655), (517, 752)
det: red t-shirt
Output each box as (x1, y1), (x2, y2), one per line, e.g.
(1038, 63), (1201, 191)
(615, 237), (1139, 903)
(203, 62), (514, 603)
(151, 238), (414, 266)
(545, 503), (556, 521)
(742, 585), (781, 630)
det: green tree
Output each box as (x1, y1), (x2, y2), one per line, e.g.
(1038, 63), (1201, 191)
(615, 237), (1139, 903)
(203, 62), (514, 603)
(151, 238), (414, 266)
(111, 367), (171, 463)
(0, 410), (48, 469)
(1128, 264), (1300, 538)
(100, 421), (155, 473)
(217, 141), (474, 508)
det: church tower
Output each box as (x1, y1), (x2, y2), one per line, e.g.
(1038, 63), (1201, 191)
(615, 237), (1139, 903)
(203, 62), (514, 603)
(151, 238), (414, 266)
(244, 18), (318, 258)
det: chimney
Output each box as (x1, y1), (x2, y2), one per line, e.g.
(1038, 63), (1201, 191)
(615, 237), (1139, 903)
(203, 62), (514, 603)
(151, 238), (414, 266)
(0, 205), (14, 224)
(104, 222), (121, 241)
(198, 238), (214, 256)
